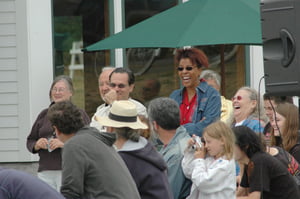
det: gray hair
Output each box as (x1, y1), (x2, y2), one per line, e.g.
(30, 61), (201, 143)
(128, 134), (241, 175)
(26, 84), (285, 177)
(200, 69), (221, 87)
(148, 97), (180, 130)
(49, 75), (74, 101)
(234, 86), (267, 123)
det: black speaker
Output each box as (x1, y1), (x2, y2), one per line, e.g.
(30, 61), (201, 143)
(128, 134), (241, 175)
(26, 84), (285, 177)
(261, 0), (300, 96)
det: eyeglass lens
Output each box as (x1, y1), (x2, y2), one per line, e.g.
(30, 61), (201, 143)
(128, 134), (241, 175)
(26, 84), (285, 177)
(177, 66), (193, 71)
(232, 96), (242, 101)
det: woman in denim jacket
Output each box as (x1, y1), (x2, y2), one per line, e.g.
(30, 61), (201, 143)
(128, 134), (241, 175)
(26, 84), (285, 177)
(170, 48), (221, 137)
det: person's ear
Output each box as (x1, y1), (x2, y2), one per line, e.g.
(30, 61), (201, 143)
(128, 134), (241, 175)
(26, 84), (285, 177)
(53, 126), (61, 137)
(151, 121), (158, 131)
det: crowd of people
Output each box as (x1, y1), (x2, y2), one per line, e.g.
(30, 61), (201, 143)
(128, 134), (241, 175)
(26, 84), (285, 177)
(1, 47), (299, 199)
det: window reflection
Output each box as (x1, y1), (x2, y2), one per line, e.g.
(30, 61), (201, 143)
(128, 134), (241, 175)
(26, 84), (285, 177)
(52, 0), (108, 115)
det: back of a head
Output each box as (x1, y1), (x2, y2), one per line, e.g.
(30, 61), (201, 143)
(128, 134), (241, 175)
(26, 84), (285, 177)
(148, 97), (180, 130)
(233, 126), (264, 158)
(47, 101), (84, 134)
(200, 69), (221, 87)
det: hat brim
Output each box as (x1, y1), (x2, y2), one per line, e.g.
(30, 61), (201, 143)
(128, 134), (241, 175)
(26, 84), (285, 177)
(96, 116), (148, 130)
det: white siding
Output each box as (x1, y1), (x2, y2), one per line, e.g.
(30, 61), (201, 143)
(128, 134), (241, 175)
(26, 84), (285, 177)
(0, 0), (19, 162)
(0, 0), (53, 162)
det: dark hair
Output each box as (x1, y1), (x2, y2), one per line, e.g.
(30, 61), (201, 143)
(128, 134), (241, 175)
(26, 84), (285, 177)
(233, 126), (264, 158)
(47, 101), (84, 135)
(148, 97), (180, 130)
(263, 94), (294, 104)
(109, 68), (135, 85)
(114, 127), (140, 142)
(49, 75), (74, 101)
(174, 48), (209, 68)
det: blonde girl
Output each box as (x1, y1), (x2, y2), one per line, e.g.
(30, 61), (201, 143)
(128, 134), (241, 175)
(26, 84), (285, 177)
(182, 121), (236, 199)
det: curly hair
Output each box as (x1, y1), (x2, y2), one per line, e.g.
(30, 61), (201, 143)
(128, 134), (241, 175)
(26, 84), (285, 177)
(174, 48), (209, 68)
(47, 101), (84, 135)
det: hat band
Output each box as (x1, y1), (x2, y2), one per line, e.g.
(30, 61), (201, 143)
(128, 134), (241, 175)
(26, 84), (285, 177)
(108, 112), (137, 123)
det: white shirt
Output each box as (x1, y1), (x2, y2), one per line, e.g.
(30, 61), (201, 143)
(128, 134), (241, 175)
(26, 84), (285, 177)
(182, 150), (236, 199)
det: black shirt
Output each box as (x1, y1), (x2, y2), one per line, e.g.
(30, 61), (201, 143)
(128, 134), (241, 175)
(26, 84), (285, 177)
(241, 152), (300, 199)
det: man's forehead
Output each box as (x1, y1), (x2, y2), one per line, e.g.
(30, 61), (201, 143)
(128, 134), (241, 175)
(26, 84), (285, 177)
(110, 73), (129, 82)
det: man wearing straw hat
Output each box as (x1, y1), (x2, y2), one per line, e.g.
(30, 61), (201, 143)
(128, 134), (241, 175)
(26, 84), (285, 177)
(97, 100), (173, 199)
(47, 101), (141, 199)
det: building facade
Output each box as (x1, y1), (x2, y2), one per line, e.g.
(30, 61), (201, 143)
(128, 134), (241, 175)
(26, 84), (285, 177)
(0, 0), (264, 164)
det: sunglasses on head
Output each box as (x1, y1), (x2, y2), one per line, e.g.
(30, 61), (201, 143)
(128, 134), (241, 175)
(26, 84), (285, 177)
(232, 95), (242, 101)
(109, 83), (126, 89)
(177, 66), (194, 71)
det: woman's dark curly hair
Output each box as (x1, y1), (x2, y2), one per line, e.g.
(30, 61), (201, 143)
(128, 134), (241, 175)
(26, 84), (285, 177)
(233, 126), (264, 158)
(47, 101), (84, 134)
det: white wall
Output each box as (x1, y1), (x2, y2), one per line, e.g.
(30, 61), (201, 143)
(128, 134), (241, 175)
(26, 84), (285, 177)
(249, 45), (265, 95)
(0, 0), (53, 162)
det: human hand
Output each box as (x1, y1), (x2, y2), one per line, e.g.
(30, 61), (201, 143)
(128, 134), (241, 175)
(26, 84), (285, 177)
(194, 144), (206, 159)
(104, 89), (117, 105)
(34, 138), (48, 151)
(48, 138), (64, 151)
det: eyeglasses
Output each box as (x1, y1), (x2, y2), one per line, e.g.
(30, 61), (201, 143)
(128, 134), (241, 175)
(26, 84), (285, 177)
(51, 87), (67, 93)
(109, 83), (126, 88)
(177, 66), (194, 71)
(232, 95), (242, 101)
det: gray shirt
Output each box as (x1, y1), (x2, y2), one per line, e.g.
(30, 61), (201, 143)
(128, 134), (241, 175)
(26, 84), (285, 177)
(61, 126), (141, 199)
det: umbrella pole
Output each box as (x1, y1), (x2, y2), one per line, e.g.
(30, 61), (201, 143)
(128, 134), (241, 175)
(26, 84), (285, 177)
(220, 44), (225, 96)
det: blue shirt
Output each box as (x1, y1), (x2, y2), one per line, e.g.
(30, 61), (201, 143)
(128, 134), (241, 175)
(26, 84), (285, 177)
(159, 126), (192, 199)
(0, 168), (65, 199)
(170, 81), (221, 136)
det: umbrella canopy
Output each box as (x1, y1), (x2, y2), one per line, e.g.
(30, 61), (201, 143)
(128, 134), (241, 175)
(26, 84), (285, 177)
(84, 0), (262, 52)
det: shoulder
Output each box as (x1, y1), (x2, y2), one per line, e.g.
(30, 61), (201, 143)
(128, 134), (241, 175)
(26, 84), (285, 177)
(129, 98), (146, 108)
(170, 88), (183, 98)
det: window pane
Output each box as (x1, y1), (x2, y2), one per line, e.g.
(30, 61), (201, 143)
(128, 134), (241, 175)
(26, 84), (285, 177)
(52, 0), (108, 115)
(125, 0), (178, 106)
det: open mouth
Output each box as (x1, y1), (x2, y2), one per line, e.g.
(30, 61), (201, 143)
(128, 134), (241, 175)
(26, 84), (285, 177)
(234, 106), (241, 110)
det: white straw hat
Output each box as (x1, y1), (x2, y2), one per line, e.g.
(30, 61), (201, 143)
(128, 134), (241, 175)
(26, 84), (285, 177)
(96, 100), (148, 129)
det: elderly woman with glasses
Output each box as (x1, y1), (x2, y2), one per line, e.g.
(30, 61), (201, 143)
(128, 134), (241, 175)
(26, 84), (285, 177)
(231, 86), (267, 133)
(170, 48), (221, 137)
(26, 75), (90, 191)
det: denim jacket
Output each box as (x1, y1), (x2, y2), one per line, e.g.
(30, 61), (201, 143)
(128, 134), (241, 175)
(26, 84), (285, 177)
(170, 81), (221, 136)
(159, 126), (192, 199)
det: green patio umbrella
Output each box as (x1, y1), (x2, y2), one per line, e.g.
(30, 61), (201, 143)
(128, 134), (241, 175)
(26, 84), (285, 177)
(84, 0), (262, 52)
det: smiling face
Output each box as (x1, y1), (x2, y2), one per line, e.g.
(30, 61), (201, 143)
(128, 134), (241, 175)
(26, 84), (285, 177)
(203, 134), (225, 159)
(109, 72), (134, 100)
(98, 69), (114, 101)
(178, 58), (202, 89)
(232, 89), (257, 123)
(51, 80), (72, 102)
(264, 99), (276, 120)
(271, 112), (285, 136)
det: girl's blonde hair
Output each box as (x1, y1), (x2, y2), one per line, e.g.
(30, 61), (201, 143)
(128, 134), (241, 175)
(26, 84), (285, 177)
(203, 121), (235, 160)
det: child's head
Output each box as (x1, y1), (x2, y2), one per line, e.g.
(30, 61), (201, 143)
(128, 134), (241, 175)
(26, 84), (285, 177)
(203, 121), (235, 160)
